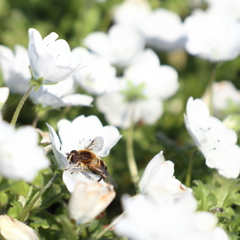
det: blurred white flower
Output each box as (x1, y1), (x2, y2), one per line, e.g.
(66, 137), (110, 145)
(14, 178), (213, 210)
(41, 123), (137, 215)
(184, 10), (240, 62)
(46, 115), (121, 192)
(84, 24), (145, 67)
(97, 49), (179, 129)
(0, 119), (50, 182)
(0, 215), (38, 240)
(202, 81), (240, 115)
(29, 77), (93, 108)
(139, 151), (191, 200)
(0, 45), (31, 94)
(112, 0), (151, 27)
(73, 47), (120, 95)
(68, 182), (116, 224)
(138, 8), (187, 52)
(28, 28), (85, 84)
(115, 193), (228, 240)
(184, 97), (240, 178)
(205, 0), (240, 21)
(0, 87), (9, 110)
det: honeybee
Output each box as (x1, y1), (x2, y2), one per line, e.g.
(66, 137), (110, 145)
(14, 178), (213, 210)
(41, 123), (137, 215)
(65, 137), (118, 188)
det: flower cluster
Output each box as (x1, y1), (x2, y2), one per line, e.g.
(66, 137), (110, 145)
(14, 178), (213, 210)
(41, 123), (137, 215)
(1, 0), (240, 238)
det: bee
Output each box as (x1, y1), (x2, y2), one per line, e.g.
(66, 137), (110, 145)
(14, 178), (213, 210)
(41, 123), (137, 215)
(65, 137), (118, 188)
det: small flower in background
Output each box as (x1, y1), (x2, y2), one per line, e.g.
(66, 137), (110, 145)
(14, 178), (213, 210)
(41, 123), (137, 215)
(97, 49), (179, 129)
(202, 81), (240, 116)
(0, 214), (39, 240)
(0, 118), (50, 182)
(139, 151), (191, 200)
(138, 8), (187, 52)
(184, 97), (240, 178)
(46, 115), (121, 192)
(29, 77), (93, 108)
(73, 47), (120, 95)
(68, 182), (116, 225)
(0, 87), (9, 110)
(0, 45), (31, 94)
(28, 28), (85, 84)
(114, 193), (229, 240)
(184, 10), (240, 62)
(84, 24), (145, 67)
(112, 0), (151, 27)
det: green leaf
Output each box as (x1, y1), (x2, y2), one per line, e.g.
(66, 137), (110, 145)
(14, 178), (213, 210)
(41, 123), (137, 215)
(211, 175), (240, 208)
(193, 175), (240, 236)
(29, 217), (50, 229)
(193, 174), (240, 211)
(8, 200), (23, 218)
(0, 192), (8, 206)
(192, 180), (217, 211)
(8, 180), (30, 197)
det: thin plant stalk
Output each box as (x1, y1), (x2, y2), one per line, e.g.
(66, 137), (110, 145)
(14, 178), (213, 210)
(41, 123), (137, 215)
(185, 150), (198, 187)
(207, 62), (218, 115)
(126, 109), (139, 186)
(32, 115), (40, 128)
(18, 173), (59, 222)
(95, 212), (125, 239)
(10, 85), (35, 126)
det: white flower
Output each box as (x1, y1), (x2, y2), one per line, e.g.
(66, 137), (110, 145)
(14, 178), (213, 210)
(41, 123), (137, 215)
(184, 10), (240, 62)
(0, 215), (39, 240)
(139, 151), (191, 200)
(0, 119), (50, 182)
(112, 0), (151, 27)
(0, 45), (31, 94)
(202, 81), (240, 115)
(115, 193), (229, 240)
(138, 8), (187, 52)
(68, 182), (116, 224)
(28, 28), (84, 84)
(73, 47), (120, 95)
(46, 115), (121, 192)
(205, 0), (240, 21)
(97, 49), (179, 129)
(84, 24), (145, 67)
(0, 87), (9, 110)
(29, 77), (93, 108)
(184, 97), (240, 178)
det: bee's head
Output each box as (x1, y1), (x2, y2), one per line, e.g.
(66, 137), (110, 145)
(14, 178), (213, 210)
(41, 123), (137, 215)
(66, 150), (79, 164)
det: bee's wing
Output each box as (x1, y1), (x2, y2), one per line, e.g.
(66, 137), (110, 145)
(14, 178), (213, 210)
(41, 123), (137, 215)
(89, 164), (118, 188)
(85, 137), (104, 153)
(103, 172), (118, 189)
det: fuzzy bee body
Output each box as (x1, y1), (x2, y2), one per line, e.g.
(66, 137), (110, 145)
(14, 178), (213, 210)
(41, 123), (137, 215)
(65, 137), (118, 188)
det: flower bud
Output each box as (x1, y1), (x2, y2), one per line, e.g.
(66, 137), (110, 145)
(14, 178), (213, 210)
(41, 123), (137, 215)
(0, 215), (38, 240)
(68, 182), (116, 224)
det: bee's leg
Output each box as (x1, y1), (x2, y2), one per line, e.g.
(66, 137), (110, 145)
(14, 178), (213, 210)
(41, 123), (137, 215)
(64, 166), (77, 171)
(64, 164), (82, 171)
(97, 177), (103, 182)
(70, 169), (85, 175)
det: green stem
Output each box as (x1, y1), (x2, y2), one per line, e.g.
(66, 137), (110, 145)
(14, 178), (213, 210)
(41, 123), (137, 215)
(95, 212), (125, 239)
(32, 115), (40, 128)
(126, 118), (139, 186)
(207, 63), (218, 115)
(185, 150), (198, 187)
(18, 173), (59, 222)
(10, 85), (35, 126)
